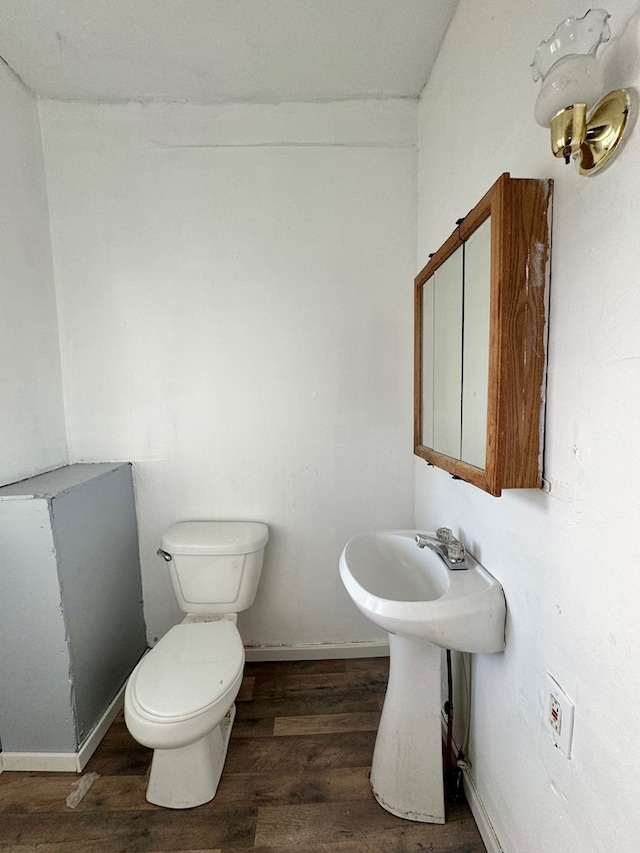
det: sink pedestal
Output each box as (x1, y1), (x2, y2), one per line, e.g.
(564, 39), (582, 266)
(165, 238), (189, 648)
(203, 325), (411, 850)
(371, 634), (445, 823)
(339, 529), (506, 823)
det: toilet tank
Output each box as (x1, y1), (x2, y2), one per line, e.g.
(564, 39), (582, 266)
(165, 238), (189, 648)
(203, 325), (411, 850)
(161, 521), (269, 614)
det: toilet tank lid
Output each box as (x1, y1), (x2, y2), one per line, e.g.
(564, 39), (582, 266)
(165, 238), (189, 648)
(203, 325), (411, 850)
(162, 521), (269, 555)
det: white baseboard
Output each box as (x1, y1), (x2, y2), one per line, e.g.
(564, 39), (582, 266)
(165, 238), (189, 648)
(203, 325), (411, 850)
(76, 683), (126, 771)
(461, 765), (503, 853)
(440, 721), (502, 853)
(244, 640), (389, 661)
(1, 683), (126, 773)
(0, 751), (81, 773)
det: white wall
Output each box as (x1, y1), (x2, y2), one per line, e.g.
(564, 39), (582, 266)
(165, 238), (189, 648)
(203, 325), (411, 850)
(0, 62), (67, 485)
(39, 99), (417, 646)
(417, 2), (640, 851)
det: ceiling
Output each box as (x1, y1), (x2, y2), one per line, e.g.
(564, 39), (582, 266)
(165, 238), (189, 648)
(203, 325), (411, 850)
(0, 0), (458, 104)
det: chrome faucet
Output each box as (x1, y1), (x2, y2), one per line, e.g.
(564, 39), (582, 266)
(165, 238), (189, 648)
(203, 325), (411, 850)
(415, 528), (469, 571)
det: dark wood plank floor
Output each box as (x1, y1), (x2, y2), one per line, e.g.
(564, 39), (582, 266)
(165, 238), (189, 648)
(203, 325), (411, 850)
(0, 657), (486, 852)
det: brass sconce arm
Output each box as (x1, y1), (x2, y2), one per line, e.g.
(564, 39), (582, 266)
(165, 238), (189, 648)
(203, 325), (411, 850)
(533, 10), (633, 176)
(550, 89), (631, 174)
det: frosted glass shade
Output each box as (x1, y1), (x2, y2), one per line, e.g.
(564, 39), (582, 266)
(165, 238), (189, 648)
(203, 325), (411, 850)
(534, 53), (605, 126)
(532, 9), (611, 127)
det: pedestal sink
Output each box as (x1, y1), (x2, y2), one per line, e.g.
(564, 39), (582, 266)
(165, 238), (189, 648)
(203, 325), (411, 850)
(339, 529), (506, 824)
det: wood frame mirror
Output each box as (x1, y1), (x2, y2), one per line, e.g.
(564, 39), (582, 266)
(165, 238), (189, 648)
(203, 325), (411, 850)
(414, 173), (553, 497)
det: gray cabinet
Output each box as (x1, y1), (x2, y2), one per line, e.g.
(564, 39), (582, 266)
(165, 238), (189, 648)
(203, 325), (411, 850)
(0, 463), (147, 764)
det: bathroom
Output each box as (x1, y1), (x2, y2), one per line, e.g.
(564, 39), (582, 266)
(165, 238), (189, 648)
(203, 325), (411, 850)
(1, 0), (640, 850)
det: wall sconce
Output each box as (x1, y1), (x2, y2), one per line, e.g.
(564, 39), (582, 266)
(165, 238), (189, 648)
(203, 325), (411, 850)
(532, 8), (631, 175)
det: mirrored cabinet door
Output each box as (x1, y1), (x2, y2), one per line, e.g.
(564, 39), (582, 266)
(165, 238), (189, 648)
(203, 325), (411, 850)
(461, 217), (491, 469)
(432, 246), (463, 458)
(414, 173), (553, 497)
(420, 278), (435, 449)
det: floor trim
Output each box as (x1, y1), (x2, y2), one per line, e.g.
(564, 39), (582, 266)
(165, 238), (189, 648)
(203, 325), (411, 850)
(444, 724), (503, 853)
(461, 766), (503, 853)
(1, 683), (126, 773)
(244, 640), (389, 661)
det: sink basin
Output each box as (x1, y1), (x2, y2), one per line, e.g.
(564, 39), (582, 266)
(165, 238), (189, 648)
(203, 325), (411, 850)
(339, 529), (505, 653)
(338, 529), (506, 824)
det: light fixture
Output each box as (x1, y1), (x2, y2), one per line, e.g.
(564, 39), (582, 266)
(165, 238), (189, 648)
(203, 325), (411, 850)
(532, 8), (631, 175)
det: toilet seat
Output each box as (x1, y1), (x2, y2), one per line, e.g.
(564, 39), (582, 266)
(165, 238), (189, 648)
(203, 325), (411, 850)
(128, 620), (245, 724)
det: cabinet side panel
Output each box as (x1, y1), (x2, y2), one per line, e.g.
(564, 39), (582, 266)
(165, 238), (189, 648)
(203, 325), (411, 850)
(500, 179), (552, 488)
(51, 464), (147, 743)
(0, 500), (77, 752)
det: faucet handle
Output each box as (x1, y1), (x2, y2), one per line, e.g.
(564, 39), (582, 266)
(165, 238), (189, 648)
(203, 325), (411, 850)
(436, 527), (453, 544)
(447, 540), (466, 563)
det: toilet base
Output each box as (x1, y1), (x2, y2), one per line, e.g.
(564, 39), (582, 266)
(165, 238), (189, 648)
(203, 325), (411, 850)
(146, 704), (236, 809)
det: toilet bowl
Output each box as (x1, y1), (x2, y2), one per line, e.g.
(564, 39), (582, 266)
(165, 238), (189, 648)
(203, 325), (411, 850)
(124, 520), (268, 809)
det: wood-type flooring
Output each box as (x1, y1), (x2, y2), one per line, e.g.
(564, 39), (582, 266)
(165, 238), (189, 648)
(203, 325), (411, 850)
(0, 656), (487, 852)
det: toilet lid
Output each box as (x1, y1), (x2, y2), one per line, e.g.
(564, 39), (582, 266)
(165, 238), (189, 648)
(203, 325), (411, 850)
(131, 621), (244, 721)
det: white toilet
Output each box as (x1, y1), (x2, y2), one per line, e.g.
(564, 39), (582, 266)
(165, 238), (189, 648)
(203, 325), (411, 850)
(124, 520), (269, 809)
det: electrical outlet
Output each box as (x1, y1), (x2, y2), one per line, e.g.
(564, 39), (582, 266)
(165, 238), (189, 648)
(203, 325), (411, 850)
(549, 694), (562, 734)
(544, 672), (574, 757)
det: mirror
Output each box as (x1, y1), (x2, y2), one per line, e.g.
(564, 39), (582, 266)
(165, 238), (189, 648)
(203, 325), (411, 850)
(414, 173), (553, 497)
(432, 245), (463, 458)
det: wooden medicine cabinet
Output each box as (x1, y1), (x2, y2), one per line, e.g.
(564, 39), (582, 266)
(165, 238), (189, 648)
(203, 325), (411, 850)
(414, 173), (552, 497)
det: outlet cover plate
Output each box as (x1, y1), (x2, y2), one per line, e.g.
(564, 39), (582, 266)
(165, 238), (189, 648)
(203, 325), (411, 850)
(544, 672), (574, 757)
